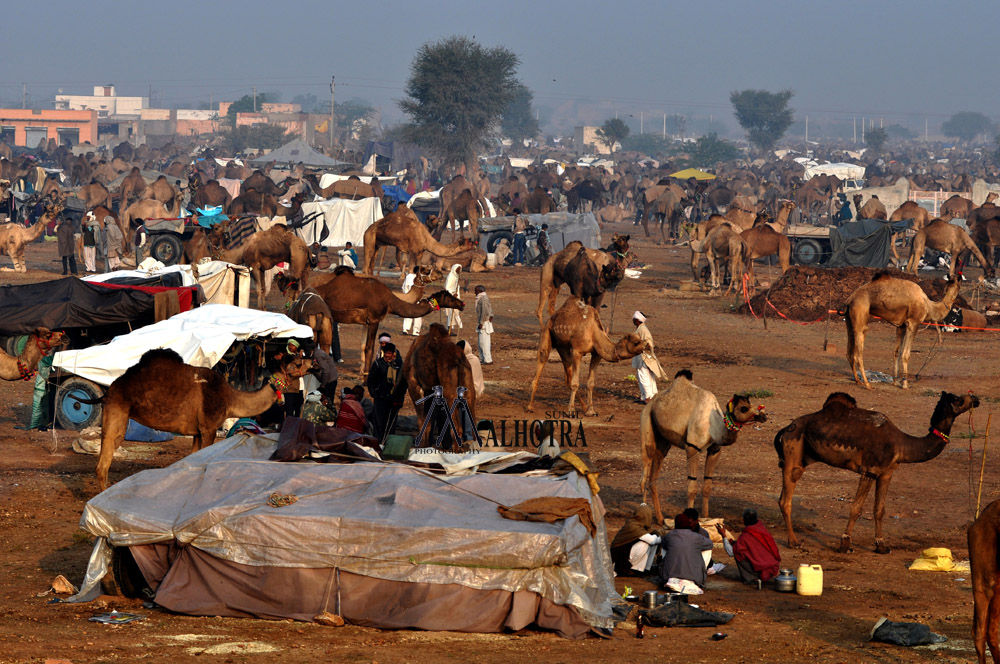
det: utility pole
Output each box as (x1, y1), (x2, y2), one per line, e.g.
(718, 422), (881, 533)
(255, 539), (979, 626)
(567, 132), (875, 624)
(925, 117), (928, 142)
(640, 111), (643, 134)
(330, 76), (335, 150)
(853, 117), (857, 143)
(253, 87), (257, 112)
(22, 83), (26, 109)
(663, 113), (666, 139)
(805, 115), (808, 143)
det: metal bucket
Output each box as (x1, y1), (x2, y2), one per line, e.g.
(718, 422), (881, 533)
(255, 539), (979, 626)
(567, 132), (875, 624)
(643, 590), (659, 609)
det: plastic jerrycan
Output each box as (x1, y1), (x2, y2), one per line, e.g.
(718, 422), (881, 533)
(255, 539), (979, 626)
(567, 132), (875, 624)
(796, 564), (823, 596)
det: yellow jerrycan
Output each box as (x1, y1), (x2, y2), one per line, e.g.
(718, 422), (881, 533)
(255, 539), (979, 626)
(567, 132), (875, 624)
(796, 564), (823, 596)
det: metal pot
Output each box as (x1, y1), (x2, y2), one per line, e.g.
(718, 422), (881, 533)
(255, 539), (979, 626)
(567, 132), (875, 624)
(774, 568), (797, 592)
(661, 592), (688, 605)
(643, 590), (659, 608)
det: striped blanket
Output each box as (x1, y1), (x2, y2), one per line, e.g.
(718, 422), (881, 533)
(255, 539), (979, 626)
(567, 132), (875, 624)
(224, 217), (256, 250)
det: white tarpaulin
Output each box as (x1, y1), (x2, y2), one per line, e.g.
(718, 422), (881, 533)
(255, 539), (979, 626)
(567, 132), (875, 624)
(82, 265), (197, 287)
(52, 304), (312, 386)
(803, 162), (866, 180)
(195, 261), (251, 307)
(318, 173), (396, 189)
(298, 197), (383, 247)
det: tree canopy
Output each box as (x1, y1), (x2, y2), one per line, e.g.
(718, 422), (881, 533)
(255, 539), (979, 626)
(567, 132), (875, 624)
(225, 93), (276, 126)
(942, 111), (994, 142)
(620, 133), (671, 156)
(399, 35), (521, 168)
(729, 89), (795, 152)
(224, 124), (290, 153)
(596, 118), (630, 153)
(501, 84), (540, 146)
(686, 133), (742, 168)
(865, 126), (888, 152)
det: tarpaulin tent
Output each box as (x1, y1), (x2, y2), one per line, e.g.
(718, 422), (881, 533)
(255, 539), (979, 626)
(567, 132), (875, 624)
(669, 168), (716, 181)
(250, 139), (349, 169)
(297, 197), (383, 247)
(802, 162), (866, 181)
(0, 277), (156, 336)
(69, 434), (616, 638)
(827, 218), (913, 268)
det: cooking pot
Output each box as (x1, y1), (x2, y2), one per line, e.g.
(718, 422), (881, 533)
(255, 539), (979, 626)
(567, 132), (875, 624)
(661, 592), (688, 605)
(774, 568), (797, 592)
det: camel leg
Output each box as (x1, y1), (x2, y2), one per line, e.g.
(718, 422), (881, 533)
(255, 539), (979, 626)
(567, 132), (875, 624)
(871, 470), (894, 554)
(525, 330), (553, 413)
(639, 406), (665, 518)
(95, 409), (128, 491)
(360, 324), (378, 376)
(898, 321), (918, 389)
(684, 445), (701, 511)
(891, 324), (906, 387)
(778, 461), (805, 548)
(848, 315), (871, 389)
(565, 351), (583, 414)
(970, 517), (1000, 664)
(701, 446), (722, 518)
(582, 352), (601, 417)
(839, 475), (875, 553)
(643, 447), (667, 525)
(906, 235), (924, 273)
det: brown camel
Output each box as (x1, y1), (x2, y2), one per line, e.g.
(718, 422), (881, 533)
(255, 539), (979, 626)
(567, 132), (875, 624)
(536, 234), (630, 325)
(39, 176), (63, 203)
(439, 188), (482, 243)
(940, 194), (973, 220)
(775, 390), (979, 553)
(969, 499), (1000, 663)
(120, 191), (182, 230)
(639, 369), (768, 523)
(73, 181), (111, 210)
(88, 348), (312, 491)
(524, 186), (557, 214)
(141, 175), (178, 205)
(0, 328), (66, 381)
(403, 323), (478, 449)
(526, 296), (649, 417)
(229, 189), (278, 218)
(853, 193), (887, 220)
(906, 218), (994, 278)
(890, 200), (932, 230)
(695, 223), (744, 294)
(846, 273), (961, 389)
(740, 202), (796, 285)
(361, 210), (472, 276)
(117, 167), (147, 206)
(313, 266), (464, 375)
(425, 247), (492, 273)
(0, 204), (60, 272)
(276, 276), (334, 354)
(191, 178), (233, 211)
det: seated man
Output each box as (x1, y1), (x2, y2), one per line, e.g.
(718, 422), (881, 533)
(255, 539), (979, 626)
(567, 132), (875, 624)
(335, 387), (367, 434)
(659, 512), (714, 595)
(609, 504), (662, 576)
(716, 508), (781, 587)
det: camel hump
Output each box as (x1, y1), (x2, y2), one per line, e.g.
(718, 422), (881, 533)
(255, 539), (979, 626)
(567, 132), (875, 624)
(871, 270), (895, 283)
(823, 392), (857, 409)
(333, 265), (355, 276)
(674, 368), (693, 381)
(138, 348), (184, 365)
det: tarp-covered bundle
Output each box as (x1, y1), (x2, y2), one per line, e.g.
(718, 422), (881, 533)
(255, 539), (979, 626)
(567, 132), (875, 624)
(827, 218), (913, 268)
(0, 277), (156, 336)
(298, 197), (383, 247)
(250, 139), (349, 168)
(482, 212), (602, 252)
(72, 435), (616, 638)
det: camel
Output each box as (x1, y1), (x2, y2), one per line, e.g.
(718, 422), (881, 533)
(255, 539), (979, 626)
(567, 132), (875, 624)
(526, 296), (649, 417)
(639, 370), (768, 523)
(740, 202), (796, 285)
(313, 266), (464, 375)
(361, 210), (473, 276)
(230, 189), (279, 218)
(73, 181), (111, 210)
(39, 176), (63, 203)
(853, 193), (887, 220)
(120, 191), (182, 230)
(696, 223), (744, 294)
(940, 194), (973, 220)
(403, 323), (478, 450)
(276, 276), (334, 354)
(536, 234), (630, 325)
(140, 175), (178, 205)
(86, 348), (312, 491)
(117, 167), (147, 206)
(969, 499), (1000, 663)
(775, 390), (979, 553)
(0, 204), (60, 272)
(191, 178), (233, 211)
(890, 200), (932, 230)
(439, 188), (483, 243)
(559, 245), (625, 309)
(424, 247), (492, 273)
(846, 272), (961, 389)
(524, 186), (557, 214)
(237, 224), (313, 309)
(906, 218), (994, 278)
(0, 328), (66, 381)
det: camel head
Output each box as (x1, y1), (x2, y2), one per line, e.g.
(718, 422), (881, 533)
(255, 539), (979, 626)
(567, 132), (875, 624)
(853, 193), (863, 207)
(930, 391), (980, 431)
(424, 289), (463, 311)
(609, 233), (630, 256)
(416, 264), (441, 284)
(729, 394), (768, 428)
(599, 258), (626, 289)
(31, 327), (67, 353)
(616, 333), (650, 359)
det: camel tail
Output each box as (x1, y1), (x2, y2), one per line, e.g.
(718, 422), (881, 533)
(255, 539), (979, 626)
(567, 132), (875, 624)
(66, 394), (104, 405)
(773, 425), (791, 469)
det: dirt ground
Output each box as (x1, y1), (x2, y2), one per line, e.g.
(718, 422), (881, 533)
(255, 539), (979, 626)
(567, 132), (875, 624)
(2, 227), (998, 663)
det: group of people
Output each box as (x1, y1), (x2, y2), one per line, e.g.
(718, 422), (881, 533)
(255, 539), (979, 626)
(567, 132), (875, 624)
(56, 211), (125, 275)
(610, 505), (781, 593)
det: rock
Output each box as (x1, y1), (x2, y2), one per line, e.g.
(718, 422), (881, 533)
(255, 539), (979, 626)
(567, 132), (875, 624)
(313, 611), (345, 627)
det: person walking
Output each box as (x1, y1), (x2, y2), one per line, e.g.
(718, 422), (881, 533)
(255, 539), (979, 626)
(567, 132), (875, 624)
(56, 214), (78, 275)
(81, 215), (97, 272)
(511, 209), (527, 265)
(366, 342), (403, 441)
(104, 216), (124, 271)
(475, 285), (493, 364)
(444, 263), (463, 335)
(536, 223), (552, 263)
(402, 266), (423, 336)
(631, 311), (663, 404)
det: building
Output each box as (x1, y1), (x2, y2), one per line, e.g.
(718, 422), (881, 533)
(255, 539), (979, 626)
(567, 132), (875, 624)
(573, 126), (612, 155)
(140, 109), (222, 139)
(55, 85), (148, 118)
(0, 109), (97, 147)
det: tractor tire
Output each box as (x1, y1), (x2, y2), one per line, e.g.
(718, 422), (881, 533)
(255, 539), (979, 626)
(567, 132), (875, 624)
(149, 234), (183, 266)
(55, 377), (104, 430)
(792, 238), (827, 266)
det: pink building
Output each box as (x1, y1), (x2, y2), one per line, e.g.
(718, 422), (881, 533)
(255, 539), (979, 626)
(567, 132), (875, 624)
(0, 109), (98, 147)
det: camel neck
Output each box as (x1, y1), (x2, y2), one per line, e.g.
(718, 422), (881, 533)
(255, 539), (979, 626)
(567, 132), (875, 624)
(899, 415), (957, 463)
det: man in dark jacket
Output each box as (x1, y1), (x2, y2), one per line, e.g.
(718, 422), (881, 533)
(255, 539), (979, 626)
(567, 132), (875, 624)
(659, 512), (714, 593)
(366, 343), (403, 441)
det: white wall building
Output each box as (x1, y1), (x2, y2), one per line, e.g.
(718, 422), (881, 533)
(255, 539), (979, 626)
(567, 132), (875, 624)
(54, 85), (148, 118)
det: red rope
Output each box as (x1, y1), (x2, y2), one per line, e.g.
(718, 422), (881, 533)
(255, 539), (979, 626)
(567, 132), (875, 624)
(742, 273), (758, 319)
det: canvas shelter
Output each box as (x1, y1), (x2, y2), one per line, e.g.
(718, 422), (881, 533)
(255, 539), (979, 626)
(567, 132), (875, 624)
(669, 168), (716, 181)
(69, 434), (617, 638)
(250, 139), (349, 169)
(827, 218), (913, 268)
(297, 197), (383, 247)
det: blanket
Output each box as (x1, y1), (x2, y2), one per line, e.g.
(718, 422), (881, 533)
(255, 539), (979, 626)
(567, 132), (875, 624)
(497, 497), (596, 536)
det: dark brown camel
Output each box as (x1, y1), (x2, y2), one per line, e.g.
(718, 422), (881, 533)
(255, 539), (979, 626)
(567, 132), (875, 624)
(229, 189), (278, 218)
(524, 186), (557, 214)
(313, 266), (464, 375)
(969, 498), (1000, 663)
(403, 323), (478, 449)
(276, 275), (335, 355)
(775, 390), (979, 553)
(536, 234), (630, 326)
(87, 348), (313, 490)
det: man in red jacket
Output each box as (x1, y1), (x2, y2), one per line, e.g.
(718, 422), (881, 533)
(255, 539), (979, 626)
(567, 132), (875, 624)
(335, 388), (367, 434)
(717, 508), (781, 587)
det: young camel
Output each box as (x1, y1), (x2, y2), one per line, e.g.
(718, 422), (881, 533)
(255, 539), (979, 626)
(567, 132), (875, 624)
(699, 223), (745, 294)
(906, 218), (994, 278)
(969, 498), (1000, 664)
(0, 204), (61, 272)
(85, 348), (312, 491)
(639, 369), (768, 524)
(846, 273), (961, 389)
(775, 390), (979, 553)
(526, 296), (649, 417)
(0, 329), (66, 381)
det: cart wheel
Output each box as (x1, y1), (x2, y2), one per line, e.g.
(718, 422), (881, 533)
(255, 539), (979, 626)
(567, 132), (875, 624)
(150, 234), (183, 266)
(792, 239), (826, 266)
(55, 377), (104, 430)
(486, 230), (513, 254)
(110, 547), (151, 599)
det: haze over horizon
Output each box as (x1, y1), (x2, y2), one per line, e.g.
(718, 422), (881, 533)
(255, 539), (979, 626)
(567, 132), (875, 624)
(5, 0), (995, 139)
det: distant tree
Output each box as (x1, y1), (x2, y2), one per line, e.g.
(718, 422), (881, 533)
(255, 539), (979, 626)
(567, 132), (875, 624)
(225, 93), (275, 126)
(865, 127), (888, 152)
(884, 123), (916, 141)
(292, 93), (321, 113)
(224, 124), (290, 153)
(399, 35), (521, 169)
(596, 118), (630, 153)
(621, 133), (671, 156)
(686, 133), (742, 168)
(942, 111), (994, 142)
(729, 89), (795, 152)
(668, 114), (688, 139)
(501, 84), (540, 146)
(337, 98), (375, 130)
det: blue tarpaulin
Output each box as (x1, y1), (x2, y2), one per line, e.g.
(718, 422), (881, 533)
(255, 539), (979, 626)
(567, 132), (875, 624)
(381, 185), (411, 206)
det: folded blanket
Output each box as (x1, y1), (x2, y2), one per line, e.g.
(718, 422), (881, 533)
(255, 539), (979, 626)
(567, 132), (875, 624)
(644, 602), (734, 628)
(497, 497), (596, 536)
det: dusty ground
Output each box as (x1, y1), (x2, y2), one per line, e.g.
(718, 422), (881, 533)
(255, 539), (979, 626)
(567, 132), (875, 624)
(1, 228), (997, 663)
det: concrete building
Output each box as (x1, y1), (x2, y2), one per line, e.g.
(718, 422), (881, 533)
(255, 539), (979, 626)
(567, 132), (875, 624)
(0, 109), (97, 147)
(55, 85), (148, 118)
(140, 109), (221, 138)
(573, 126), (612, 155)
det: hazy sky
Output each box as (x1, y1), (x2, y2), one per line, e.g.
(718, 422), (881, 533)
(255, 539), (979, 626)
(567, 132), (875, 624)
(4, 0), (996, 136)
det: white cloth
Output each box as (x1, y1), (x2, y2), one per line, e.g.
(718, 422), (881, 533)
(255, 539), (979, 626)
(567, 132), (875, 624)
(402, 273), (423, 335)
(338, 250), (356, 269)
(633, 311), (646, 323)
(83, 246), (96, 272)
(665, 578), (704, 596)
(629, 533), (661, 572)
(634, 361), (658, 400)
(478, 327), (492, 364)
(298, 197), (383, 247)
(445, 265), (462, 331)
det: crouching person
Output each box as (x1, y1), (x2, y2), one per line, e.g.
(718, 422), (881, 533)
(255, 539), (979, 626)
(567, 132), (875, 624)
(716, 508), (781, 588)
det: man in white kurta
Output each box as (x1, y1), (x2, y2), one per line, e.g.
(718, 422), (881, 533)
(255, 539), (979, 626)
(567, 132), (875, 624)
(631, 311), (663, 403)
(401, 267), (422, 336)
(444, 264), (463, 335)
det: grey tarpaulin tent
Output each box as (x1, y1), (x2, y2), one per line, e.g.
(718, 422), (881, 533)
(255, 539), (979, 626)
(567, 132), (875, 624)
(827, 218), (913, 268)
(250, 139), (350, 169)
